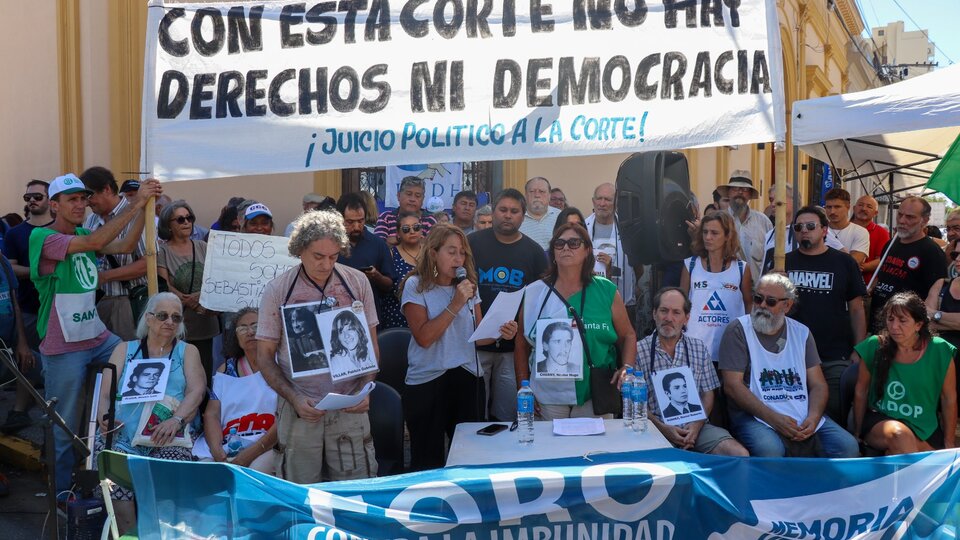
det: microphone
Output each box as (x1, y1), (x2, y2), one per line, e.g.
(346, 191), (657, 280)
(453, 266), (468, 285)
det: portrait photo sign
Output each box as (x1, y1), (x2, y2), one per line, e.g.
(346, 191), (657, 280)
(282, 300), (331, 379)
(652, 366), (706, 426)
(119, 358), (172, 405)
(534, 318), (583, 380)
(317, 306), (379, 383)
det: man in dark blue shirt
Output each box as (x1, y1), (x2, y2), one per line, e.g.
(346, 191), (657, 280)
(337, 193), (396, 324)
(1, 179), (51, 434)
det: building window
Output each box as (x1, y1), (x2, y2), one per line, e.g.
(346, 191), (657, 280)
(878, 29), (884, 36)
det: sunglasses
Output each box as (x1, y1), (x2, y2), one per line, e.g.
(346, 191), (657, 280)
(400, 224), (422, 233)
(172, 215), (196, 225)
(552, 238), (584, 250)
(792, 222), (819, 232)
(149, 311), (183, 324)
(23, 193), (45, 202)
(753, 294), (788, 308)
(236, 323), (258, 335)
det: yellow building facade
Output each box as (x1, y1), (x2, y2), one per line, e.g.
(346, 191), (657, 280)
(1, 0), (879, 229)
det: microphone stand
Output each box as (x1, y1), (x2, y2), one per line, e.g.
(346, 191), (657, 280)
(0, 343), (89, 540)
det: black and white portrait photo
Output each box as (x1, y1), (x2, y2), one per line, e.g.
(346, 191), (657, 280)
(318, 308), (378, 382)
(119, 358), (171, 405)
(652, 367), (706, 425)
(534, 319), (583, 379)
(283, 301), (329, 378)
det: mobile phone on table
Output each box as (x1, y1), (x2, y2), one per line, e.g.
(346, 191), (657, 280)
(476, 423), (508, 436)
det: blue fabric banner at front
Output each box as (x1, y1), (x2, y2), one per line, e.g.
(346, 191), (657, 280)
(123, 448), (960, 539)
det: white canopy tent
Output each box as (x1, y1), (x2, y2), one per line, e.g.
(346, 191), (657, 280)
(792, 64), (960, 205)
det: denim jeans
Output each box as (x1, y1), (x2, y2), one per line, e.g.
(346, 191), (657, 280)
(729, 408), (859, 458)
(42, 334), (121, 492)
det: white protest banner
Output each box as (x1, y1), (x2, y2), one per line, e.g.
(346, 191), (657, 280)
(199, 230), (299, 312)
(385, 163), (463, 209)
(142, 0), (784, 180)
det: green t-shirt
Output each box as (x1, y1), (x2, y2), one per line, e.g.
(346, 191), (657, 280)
(569, 276), (619, 405)
(854, 335), (954, 440)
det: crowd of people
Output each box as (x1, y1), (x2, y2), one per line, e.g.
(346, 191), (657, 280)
(0, 166), (958, 532)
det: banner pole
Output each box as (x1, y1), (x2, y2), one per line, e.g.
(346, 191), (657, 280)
(774, 142), (787, 272)
(145, 194), (158, 297)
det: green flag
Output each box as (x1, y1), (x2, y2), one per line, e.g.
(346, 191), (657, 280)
(927, 132), (960, 205)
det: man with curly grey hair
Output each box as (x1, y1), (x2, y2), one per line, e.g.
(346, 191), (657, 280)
(718, 273), (859, 458)
(256, 210), (380, 482)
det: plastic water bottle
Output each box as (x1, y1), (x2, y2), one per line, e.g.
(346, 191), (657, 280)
(621, 367), (635, 429)
(225, 427), (243, 457)
(517, 380), (535, 446)
(632, 370), (648, 433)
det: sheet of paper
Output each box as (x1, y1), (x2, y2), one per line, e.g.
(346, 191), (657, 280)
(467, 289), (524, 342)
(552, 417), (606, 436)
(314, 381), (376, 411)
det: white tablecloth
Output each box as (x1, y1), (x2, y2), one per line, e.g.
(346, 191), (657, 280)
(445, 419), (671, 467)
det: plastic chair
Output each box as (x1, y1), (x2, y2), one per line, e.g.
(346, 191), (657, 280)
(368, 382), (404, 476)
(376, 327), (411, 397)
(98, 451), (137, 539)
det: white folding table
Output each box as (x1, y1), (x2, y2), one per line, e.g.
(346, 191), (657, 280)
(445, 419), (672, 467)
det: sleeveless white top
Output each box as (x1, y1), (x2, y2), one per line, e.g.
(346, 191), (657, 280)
(740, 314), (825, 432)
(685, 256), (746, 362)
(192, 371), (278, 460)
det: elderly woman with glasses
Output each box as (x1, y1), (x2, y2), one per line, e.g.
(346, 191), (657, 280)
(515, 223), (637, 420)
(193, 307), (279, 473)
(158, 200), (220, 384)
(381, 210), (424, 329)
(95, 292), (205, 535)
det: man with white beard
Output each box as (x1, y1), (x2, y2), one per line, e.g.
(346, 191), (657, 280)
(718, 273), (859, 457)
(718, 171), (771, 287)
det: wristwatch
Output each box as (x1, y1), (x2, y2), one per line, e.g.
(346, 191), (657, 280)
(933, 311), (943, 323)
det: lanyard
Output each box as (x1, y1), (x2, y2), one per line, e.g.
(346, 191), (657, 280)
(129, 338), (177, 362)
(536, 280), (595, 368)
(704, 256), (729, 273)
(647, 330), (689, 374)
(283, 265), (357, 307)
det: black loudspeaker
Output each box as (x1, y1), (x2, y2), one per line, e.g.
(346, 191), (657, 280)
(616, 151), (695, 265)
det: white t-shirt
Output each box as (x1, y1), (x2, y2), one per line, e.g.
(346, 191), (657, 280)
(829, 223), (870, 256)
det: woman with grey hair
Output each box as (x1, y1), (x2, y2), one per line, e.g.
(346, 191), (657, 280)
(256, 209), (380, 483)
(158, 199), (220, 384)
(95, 292), (205, 534)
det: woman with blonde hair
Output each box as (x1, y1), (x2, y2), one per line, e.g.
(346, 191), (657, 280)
(400, 224), (517, 470)
(680, 211), (752, 362)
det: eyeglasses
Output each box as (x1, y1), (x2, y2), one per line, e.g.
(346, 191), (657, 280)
(400, 224), (422, 233)
(792, 222), (819, 232)
(552, 238), (584, 250)
(149, 311), (183, 324)
(753, 294), (788, 308)
(171, 215), (196, 225)
(947, 226), (960, 233)
(236, 323), (258, 335)
(23, 193), (45, 202)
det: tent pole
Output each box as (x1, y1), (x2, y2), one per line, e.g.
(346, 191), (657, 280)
(792, 145), (799, 247)
(774, 143), (787, 272)
(887, 172), (894, 227)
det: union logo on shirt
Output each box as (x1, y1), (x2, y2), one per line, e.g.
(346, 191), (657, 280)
(703, 291), (727, 311)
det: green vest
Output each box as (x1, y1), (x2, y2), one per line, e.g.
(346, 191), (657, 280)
(855, 335), (955, 441)
(570, 277), (619, 405)
(29, 227), (103, 341)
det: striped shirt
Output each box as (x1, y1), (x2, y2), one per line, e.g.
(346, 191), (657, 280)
(83, 197), (146, 297)
(635, 333), (719, 422)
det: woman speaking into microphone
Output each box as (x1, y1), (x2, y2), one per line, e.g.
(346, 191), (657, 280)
(401, 224), (517, 470)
